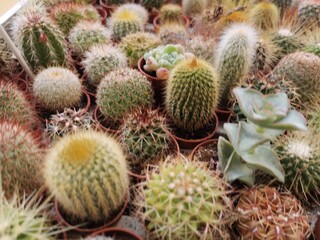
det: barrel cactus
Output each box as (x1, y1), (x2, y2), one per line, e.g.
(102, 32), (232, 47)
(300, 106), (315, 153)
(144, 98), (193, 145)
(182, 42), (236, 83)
(249, 2), (280, 30)
(44, 130), (129, 223)
(113, 3), (148, 26)
(165, 57), (219, 132)
(33, 67), (82, 112)
(82, 44), (127, 87)
(159, 4), (183, 24)
(141, 0), (164, 10)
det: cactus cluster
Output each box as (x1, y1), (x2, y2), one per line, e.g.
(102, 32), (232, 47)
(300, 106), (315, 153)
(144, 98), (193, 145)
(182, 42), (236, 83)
(33, 67), (82, 112)
(249, 2), (280, 30)
(44, 130), (129, 223)
(141, 0), (164, 10)
(96, 68), (153, 126)
(159, 4), (183, 24)
(182, 0), (207, 16)
(82, 44), (128, 87)
(113, 3), (149, 26)
(165, 57), (219, 132)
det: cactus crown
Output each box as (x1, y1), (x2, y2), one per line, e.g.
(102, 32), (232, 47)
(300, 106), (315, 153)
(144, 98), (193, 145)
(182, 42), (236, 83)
(114, 3), (149, 25)
(112, 9), (139, 21)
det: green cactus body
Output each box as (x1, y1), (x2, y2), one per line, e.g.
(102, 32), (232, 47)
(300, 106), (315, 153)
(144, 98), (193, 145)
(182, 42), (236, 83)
(165, 57), (219, 132)
(96, 68), (153, 126)
(182, 0), (206, 16)
(249, 2), (280, 30)
(13, 12), (69, 70)
(0, 38), (14, 77)
(298, 4), (320, 29)
(33, 67), (82, 112)
(120, 32), (161, 67)
(82, 44), (128, 87)
(303, 44), (320, 57)
(215, 23), (258, 106)
(120, 108), (170, 161)
(141, 0), (164, 10)
(159, 4), (183, 24)
(44, 130), (129, 223)
(268, 52), (320, 104)
(0, 121), (43, 199)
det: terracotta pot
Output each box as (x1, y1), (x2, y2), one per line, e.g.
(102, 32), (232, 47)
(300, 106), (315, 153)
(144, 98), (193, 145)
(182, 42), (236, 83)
(96, 6), (107, 25)
(89, 227), (143, 240)
(153, 15), (190, 33)
(189, 138), (218, 161)
(93, 106), (119, 135)
(215, 107), (232, 123)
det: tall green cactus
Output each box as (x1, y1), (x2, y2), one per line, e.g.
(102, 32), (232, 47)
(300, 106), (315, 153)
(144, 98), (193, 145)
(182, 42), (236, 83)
(44, 130), (129, 223)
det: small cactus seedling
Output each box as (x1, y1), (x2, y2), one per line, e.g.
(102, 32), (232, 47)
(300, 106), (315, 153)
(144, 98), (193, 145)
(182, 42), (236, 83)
(249, 2), (280, 30)
(82, 44), (128, 87)
(44, 130), (129, 223)
(113, 3), (148, 26)
(159, 4), (183, 24)
(182, 0), (207, 16)
(33, 67), (82, 112)
(141, 0), (164, 10)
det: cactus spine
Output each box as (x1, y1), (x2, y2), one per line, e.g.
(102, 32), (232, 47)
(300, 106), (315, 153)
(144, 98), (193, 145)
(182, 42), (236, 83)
(165, 57), (219, 132)
(249, 2), (280, 30)
(44, 130), (129, 223)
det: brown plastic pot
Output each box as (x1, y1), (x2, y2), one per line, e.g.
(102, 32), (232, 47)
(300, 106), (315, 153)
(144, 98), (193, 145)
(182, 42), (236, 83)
(189, 138), (218, 161)
(153, 15), (190, 33)
(215, 107), (232, 123)
(89, 227), (143, 240)
(93, 106), (119, 135)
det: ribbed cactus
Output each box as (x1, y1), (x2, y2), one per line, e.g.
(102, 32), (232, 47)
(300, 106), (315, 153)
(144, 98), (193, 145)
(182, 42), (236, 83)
(110, 10), (143, 41)
(12, 8), (69, 71)
(33, 67), (82, 112)
(182, 0), (207, 16)
(69, 21), (111, 56)
(298, 3), (320, 29)
(137, 158), (233, 239)
(0, 121), (43, 199)
(249, 2), (280, 30)
(274, 129), (320, 204)
(96, 68), (153, 126)
(44, 130), (129, 223)
(159, 4), (183, 24)
(215, 23), (258, 106)
(141, 0), (164, 10)
(113, 3), (149, 26)
(82, 44), (128, 87)
(0, 38), (14, 77)
(120, 32), (161, 67)
(158, 23), (187, 44)
(120, 108), (170, 161)
(165, 57), (219, 132)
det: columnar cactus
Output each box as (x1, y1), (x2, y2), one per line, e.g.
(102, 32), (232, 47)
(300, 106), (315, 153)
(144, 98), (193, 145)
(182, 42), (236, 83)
(33, 67), (82, 112)
(215, 23), (258, 106)
(141, 0), (164, 10)
(249, 2), (280, 30)
(96, 68), (153, 126)
(113, 3), (149, 26)
(44, 130), (129, 223)
(297, 3), (320, 29)
(165, 57), (219, 132)
(0, 121), (43, 199)
(82, 44), (128, 87)
(182, 0), (207, 16)
(159, 4), (183, 24)
(120, 32), (161, 67)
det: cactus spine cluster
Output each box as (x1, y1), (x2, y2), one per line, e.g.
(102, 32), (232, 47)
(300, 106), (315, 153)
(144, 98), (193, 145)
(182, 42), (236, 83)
(249, 2), (280, 30)
(33, 67), (82, 112)
(82, 44), (128, 87)
(215, 23), (258, 106)
(44, 130), (129, 223)
(141, 0), (164, 10)
(182, 0), (207, 16)
(165, 57), (219, 132)
(159, 4), (183, 24)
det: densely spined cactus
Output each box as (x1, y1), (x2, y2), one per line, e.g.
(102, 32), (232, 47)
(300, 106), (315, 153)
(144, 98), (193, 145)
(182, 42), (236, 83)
(0, 38), (14, 77)
(96, 68), (153, 127)
(12, 8), (69, 70)
(110, 10), (143, 41)
(113, 3), (149, 26)
(0, 121), (43, 199)
(274, 129), (320, 204)
(44, 130), (129, 223)
(297, 3), (320, 30)
(82, 44), (127, 87)
(33, 67), (82, 112)
(159, 4), (183, 24)
(165, 57), (219, 132)
(51, 3), (100, 35)
(268, 52), (320, 105)
(271, 0), (292, 13)
(120, 32), (161, 67)
(120, 108), (170, 161)
(249, 2), (280, 30)
(158, 23), (187, 45)
(141, 0), (164, 10)
(215, 23), (258, 106)
(137, 157), (233, 239)
(182, 0), (207, 16)
(69, 21), (111, 56)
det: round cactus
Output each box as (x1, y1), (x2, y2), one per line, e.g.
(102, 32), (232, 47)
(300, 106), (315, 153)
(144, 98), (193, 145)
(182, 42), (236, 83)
(165, 57), (219, 132)
(249, 2), (280, 30)
(182, 0), (206, 16)
(137, 158), (233, 239)
(82, 44), (128, 87)
(298, 3), (320, 30)
(33, 67), (82, 112)
(159, 4), (183, 24)
(158, 23), (187, 45)
(120, 108), (170, 161)
(141, 0), (164, 10)
(96, 68), (153, 126)
(0, 121), (43, 199)
(113, 3), (148, 26)
(68, 20), (111, 56)
(120, 32), (161, 67)
(268, 52), (320, 105)
(44, 130), (129, 223)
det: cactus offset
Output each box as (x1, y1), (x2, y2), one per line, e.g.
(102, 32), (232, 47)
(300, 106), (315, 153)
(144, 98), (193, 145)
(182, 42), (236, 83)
(44, 130), (129, 223)
(249, 2), (280, 30)
(141, 0), (164, 10)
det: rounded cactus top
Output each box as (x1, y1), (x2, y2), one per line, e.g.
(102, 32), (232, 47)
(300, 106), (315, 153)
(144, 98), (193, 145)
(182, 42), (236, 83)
(113, 3), (148, 25)
(111, 9), (140, 22)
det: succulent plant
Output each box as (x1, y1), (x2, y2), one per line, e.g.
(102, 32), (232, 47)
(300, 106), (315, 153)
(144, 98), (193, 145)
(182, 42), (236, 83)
(96, 68), (153, 127)
(45, 108), (95, 142)
(0, 121), (43, 199)
(159, 4), (183, 24)
(0, 38), (14, 77)
(182, 0), (207, 16)
(51, 3), (100, 35)
(158, 23), (187, 45)
(218, 87), (307, 186)
(165, 57), (219, 132)
(44, 130), (129, 223)
(235, 187), (311, 240)
(82, 44), (127, 87)
(68, 20), (111, 56)
(137, 157), (234, 239)
(249, 2), (280, 30)
(297, 3), (320, 30)
(215, 23), (258, 106)
(120, 32), (161, 67)
(141, 0), (164, 10)
(33, 67), (82, 112)
(113, 3), (148, 26)
(120, 108), (170, 162)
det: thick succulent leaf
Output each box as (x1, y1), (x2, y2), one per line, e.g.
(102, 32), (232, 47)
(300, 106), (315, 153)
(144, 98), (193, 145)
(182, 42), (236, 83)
(218, 137), (234, 172)
(263, 92), (289, 117)
(271, 110), (308, 131)
(242, 145), (285, 183)
(223, 123), (241, 153)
